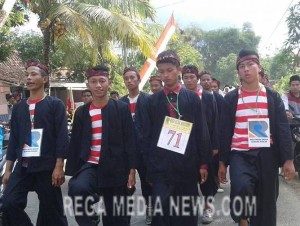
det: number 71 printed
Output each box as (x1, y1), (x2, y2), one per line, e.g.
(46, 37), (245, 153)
(157, 116), (193, 155)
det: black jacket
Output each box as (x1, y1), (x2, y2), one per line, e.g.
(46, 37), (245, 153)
(142, 88), (210, 184)
(202, 91), (219, 151)
(120, 92), (150, 144)
(7, 96), (69, 172)
(220, 87), (293, 166)
(65, 99), (137, 188)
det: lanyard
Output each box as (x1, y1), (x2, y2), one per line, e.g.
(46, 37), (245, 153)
(240, 85), (261, 116)
(166, 93), (182, 119)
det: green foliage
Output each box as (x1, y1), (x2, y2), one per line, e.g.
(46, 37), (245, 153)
(269, 49), (294, 80)
(0, 32), (14, 61)
(285, 1), (300, 72)
(0, 2), (28, 62)
(183, 23), (260, 73)
(11, 32), (44, 62)
(168, 31), (203, 69)
(273, 74), (291, 95)
(170, 23), (260, 86)
(215, 53), (239, 87)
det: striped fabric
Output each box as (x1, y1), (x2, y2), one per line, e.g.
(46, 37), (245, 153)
(129, 95), (139, 120)
(196, 88), (203, 98)
(231, 85), (270, 151)
(87, 103), (103, 164)
(28, 98), (44, 128)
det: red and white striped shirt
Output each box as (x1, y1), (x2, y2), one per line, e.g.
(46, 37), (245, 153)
(196, 88), (203, 98)
(231, 85), (270, 151)
(129, 95), (139, 120)
(88, 103), (103, 164)
(28, 98), (44, 128)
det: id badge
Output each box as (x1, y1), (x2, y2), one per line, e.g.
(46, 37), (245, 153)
(248, 118), (270, 147)
(157, 116), (193, 155)
(22, 129), (43, 157)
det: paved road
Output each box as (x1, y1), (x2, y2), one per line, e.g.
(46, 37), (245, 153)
(25, 173), (300, 226)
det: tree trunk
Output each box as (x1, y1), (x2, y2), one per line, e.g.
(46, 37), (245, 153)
(0, 0), (17, 28)
(43, 28), (51, 67)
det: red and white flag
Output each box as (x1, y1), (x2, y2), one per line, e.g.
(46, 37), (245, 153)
(66, 87), (75, 113)
(139, 14), (177, 89)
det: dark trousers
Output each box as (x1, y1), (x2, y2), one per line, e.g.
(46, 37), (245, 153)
(137, 162), (152, 206)
(1, 165), (67, 226)
(68, 163), (129, 226)
(229, 148), (278, 226)
(151, 182), (199, 226)
(199, 160), (218, 203)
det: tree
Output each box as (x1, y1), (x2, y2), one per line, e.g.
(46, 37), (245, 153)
(168, 31), (204, 69)
(285, 1), (300, 72)
(0, 1), (28, 62)
(269, 49), (294, 80)
(183, 23), (260, 73)
(24, 0), (156, 69)
(215, 53), (239, 87)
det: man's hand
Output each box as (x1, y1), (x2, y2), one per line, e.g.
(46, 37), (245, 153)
(212, 149), (219, 156)
(218, 161), (227, 184)
(286, 111), (293, 120)
(199, 169), (208, 184)
(52, 159), (65, 187)
(283, 160), (296, 181)
(127, 169), (136, 188)
(2, 171), (12, 187)
(2, 160), (14, 188)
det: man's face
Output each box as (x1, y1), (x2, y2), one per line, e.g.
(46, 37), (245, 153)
(290, 81), (300, 94)
(87, 76), (110, 99)
(211, 81), (219, 92)
(150, 80), (163, 94)
(26, 66), (48, 91)
(81, 91), (93, 104)
(237, 60), (260, 85)
(110, 93), (119, 100)
(157, 63), (179, 89)
(8, 96), (16, 105)
(200, 74), (212, 91)
(182, 73), (198, 91)
(123, 71), (140, 91)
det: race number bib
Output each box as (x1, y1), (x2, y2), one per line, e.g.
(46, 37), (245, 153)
(157, 116), (193, 154)
(248, 118), (270, 147)
(22, 129), (43, 157)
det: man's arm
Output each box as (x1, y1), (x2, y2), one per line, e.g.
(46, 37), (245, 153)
(52, 99), (69, 186)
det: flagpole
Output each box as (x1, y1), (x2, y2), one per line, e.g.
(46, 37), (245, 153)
(139, 14), (177, 90)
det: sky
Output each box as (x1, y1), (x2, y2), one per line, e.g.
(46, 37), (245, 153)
(18, 0), (297, 57)
(151, 0), (297, 57)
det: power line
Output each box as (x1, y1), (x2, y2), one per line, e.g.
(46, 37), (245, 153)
(155, 0), (186, 9)
(263, 0), (295, 47)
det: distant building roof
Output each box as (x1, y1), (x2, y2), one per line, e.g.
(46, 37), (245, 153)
(0, 52), (26, 86)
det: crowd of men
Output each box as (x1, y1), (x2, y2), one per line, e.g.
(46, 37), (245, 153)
(0, 49), (298, 226)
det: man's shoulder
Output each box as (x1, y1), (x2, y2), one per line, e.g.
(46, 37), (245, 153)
(213, 91), (224, 99)
(202, 90), (213, 102)
(45, 95), (64, 105)
(119, 94), (129, 102)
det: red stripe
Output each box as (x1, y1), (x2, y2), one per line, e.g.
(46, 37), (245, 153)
(92, 127), (102, 134)
(91, 139), (101, 146)
(130, 103), (136, 114)
(89, 150), (101, 157)
(91, 114), (102, 121)
(236, 102), (268, 111)
(240, 90), (266, 98)
(87, 157), (99, 164)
